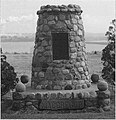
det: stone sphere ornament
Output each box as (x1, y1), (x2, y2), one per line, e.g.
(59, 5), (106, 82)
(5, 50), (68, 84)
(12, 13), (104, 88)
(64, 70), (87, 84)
(97, 80), (108, 91)
(15, 82), (26, 92)
(20, 75), (29, 84)
(91, 74), (99, 83)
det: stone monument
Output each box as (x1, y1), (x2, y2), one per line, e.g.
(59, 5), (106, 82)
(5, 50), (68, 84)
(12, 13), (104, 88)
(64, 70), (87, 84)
(31, 4), (91, 90)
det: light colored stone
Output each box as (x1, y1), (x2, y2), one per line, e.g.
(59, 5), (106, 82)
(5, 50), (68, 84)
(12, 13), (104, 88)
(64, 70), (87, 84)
(72, 80), (78, 85)
(70, 53), (77, 59)
(38, 71), (44, 78)
(48, 20), (56, 25)
(81, 74), (86, 80)
(79, 41), (85, 47)
(75, 71), (82, 80)
(78, 67), (84, 72)
(77, 52), (83, 57)
(72, 18), (77, 24)
(78, 29), (83, 36)
(46, 56), (52, 63)
(80, 61), (86, 67)
(75, 36), (81, 42)
(44, 19), (47, 24)
(32, 67), (41, 72)
(75, 42), (79, 47)
(43, 25), (49, 32)
(46, 31), (51, 36)
(65, 20), (71, 24)
(75, 15), (79, 19)
(66, 80), (72, 85)
(62, 69), (69, 74)
(70, 47), (77, 53)
(78, 80), (85, 84)
(64, 74), (73, 80)
(74, 25), (78, 31)
(45, 46), (51, 50)
(36, 85), (42, 90)
(34, 72), (38, 77)
(77, 46), (83, 51)
(65, 93), (72, 98)
(44, 51), (52, 56)
(26, 102), (33, 106)
(82, 84), (87, 89)
(70, 41), (75, 47)
(41, 40), (48, 46)
(70, 31), (76, 36)
(75, 62), (81, 68)
(38, 56), (46, 63)
(78, 24), (84, 30)
(86, 75), (90, 80)
(85, 71), (89, 76)
(37, 46), (44, 53)
(53, 68), (61, 73)
(75, 85), (82, 89)
(83, 47), (86, 52)
(56, 21), (66, 28)
(70, 36), (75, 41)
(49, 40), (52, 45)
(78, 18), (83, 24)
(38, 25), (43, 31)
(54, 85), (62, 90)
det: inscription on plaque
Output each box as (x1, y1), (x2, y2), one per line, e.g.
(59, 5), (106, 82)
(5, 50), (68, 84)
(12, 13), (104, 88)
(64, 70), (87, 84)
(39, 99), (84, 110)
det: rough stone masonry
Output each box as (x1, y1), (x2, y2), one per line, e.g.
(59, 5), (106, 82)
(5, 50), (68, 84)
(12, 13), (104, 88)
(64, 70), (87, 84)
(31, 4), (91, 90)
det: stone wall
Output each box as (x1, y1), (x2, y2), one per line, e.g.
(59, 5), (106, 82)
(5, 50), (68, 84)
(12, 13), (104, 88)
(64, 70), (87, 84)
(10, 89), (111, 111)
(31, 4), (90, 90)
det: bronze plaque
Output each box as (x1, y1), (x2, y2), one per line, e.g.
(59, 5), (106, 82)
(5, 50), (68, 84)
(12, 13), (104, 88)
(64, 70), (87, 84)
(39, 99), (84, 110)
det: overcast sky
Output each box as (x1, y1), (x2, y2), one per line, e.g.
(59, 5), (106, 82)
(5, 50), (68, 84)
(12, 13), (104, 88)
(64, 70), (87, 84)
(1, 0), (115, 34)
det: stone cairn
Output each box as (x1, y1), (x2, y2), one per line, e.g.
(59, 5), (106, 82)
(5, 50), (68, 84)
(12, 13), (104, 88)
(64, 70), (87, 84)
(31, 4), (91, 90)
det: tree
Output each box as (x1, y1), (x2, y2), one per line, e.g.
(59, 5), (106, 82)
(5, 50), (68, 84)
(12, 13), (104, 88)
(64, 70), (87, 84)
(101, 19), (115, 85)
(1, 49), (19, 96)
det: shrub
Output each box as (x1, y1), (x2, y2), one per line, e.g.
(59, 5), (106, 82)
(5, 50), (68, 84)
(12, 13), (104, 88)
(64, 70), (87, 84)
(1, 50), (18, 96)
(101, 19), (115, 85)
(64, 84), (73, 90)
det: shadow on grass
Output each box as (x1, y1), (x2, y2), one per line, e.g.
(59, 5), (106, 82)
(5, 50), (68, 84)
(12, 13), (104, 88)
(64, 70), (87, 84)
(1, 105), (115, 119)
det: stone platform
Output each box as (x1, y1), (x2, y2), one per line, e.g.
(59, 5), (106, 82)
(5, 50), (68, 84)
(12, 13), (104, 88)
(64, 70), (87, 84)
(25, 83), (98, 95)
(11, 84), (99, 111)
(3, 84), (111, 111)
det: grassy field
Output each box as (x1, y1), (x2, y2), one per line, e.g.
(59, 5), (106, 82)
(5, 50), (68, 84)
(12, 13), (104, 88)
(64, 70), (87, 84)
(1, 52), (115, 119)
(1, 110), (115, 119)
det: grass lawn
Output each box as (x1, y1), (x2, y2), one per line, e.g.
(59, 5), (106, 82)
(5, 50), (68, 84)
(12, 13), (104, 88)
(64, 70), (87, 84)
(1, 109), (115, 119)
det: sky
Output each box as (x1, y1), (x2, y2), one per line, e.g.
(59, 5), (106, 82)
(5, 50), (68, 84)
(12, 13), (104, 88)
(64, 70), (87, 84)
(0, 0), (115, 34)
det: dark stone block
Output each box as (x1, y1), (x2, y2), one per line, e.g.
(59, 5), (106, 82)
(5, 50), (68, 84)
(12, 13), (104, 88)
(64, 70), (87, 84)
(35, 93), (42, 100)
(96, 90), (111, 99)
(39, 99), (84, 110)
(25, 94), (35, 101)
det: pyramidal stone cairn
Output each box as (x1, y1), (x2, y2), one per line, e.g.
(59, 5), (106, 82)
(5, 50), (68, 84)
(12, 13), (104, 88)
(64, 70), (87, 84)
(31, 4), (91, 90)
